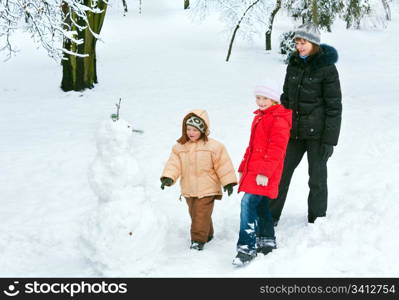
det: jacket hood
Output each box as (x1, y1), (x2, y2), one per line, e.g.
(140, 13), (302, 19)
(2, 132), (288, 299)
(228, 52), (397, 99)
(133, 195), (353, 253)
(184, 109), (210, 133)
(289, 44), (338, 69)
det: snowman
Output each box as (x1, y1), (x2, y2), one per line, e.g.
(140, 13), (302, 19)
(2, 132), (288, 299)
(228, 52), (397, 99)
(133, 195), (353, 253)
(81, 112), (165, 276)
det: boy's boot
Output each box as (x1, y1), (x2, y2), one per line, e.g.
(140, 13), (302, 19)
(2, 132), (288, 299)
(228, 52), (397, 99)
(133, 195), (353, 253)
(190, 241), (205, 251)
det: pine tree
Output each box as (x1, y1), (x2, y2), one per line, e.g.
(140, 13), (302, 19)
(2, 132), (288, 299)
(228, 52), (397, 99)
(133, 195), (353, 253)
(318, 0), (344, 32)
(341, 0), (371, 29)
(279, 31), (296, 63)
(285, 0), (344, 32)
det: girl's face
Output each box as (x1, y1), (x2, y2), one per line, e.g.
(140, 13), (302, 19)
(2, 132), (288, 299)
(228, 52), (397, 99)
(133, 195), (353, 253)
(256, 95), (274, 110)
(295, 39), (313, 57)
(186, 125), (201, 142)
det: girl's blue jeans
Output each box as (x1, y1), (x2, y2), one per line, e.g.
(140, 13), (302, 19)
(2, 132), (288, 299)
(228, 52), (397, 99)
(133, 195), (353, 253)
(236, 193), (275, 256)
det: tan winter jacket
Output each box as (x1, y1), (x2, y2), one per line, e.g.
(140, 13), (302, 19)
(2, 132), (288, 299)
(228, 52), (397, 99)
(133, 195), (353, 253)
(161, 109), (237, 199)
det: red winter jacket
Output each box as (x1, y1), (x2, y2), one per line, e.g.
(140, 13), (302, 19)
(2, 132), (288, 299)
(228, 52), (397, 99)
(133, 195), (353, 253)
(238, 104), (292, 199)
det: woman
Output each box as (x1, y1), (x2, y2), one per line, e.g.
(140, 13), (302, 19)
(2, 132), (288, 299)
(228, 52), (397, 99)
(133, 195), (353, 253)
(270, 23), (342, 225)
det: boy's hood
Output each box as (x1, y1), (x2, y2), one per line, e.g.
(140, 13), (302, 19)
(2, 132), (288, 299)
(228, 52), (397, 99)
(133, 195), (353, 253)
(184, 109), (210, 131)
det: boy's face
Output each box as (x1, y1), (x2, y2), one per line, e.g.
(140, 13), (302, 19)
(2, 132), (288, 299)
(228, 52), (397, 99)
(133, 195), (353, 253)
(256, 95), (274, 110)
(295, 38), (313, 57)
(186, 125), (201, 142)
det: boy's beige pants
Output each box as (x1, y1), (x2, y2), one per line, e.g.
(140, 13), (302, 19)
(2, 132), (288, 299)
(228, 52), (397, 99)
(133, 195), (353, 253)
(185, 196), (215, 243)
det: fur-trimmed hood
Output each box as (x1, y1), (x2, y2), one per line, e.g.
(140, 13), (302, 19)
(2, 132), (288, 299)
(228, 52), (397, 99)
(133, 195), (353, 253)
(289, 44), (339, 69)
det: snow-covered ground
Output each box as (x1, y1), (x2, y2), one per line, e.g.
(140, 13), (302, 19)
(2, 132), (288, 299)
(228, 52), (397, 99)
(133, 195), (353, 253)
(1, 1), (398, 277)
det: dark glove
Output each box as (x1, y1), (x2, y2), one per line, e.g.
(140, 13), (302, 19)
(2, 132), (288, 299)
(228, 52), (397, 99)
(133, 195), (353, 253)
(321, 144), (334, 160)
(160, 177), (174, 190)
(223, 183), (236, 196)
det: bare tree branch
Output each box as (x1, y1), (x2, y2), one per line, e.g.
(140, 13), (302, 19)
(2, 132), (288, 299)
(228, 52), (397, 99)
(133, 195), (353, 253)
(225, 0), (261, 62)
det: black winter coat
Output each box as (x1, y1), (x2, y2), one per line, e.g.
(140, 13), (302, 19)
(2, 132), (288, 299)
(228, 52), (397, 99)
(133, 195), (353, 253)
(281, 44), (342, 146)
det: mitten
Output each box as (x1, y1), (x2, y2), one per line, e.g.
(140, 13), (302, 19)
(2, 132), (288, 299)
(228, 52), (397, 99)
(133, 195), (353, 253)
(223, 183), (236, 196)
(160, 177), (174, 190)
(256, 175), (268, 186)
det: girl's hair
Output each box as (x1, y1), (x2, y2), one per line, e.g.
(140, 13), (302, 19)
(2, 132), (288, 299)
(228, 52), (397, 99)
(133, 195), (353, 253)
(294, 38), (321, 56)
(177, 113), (208, 144)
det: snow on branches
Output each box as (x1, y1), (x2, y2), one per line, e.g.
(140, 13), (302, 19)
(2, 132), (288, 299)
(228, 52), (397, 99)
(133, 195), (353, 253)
(192, 0), (277, 42)
(0, 0), (106, 61)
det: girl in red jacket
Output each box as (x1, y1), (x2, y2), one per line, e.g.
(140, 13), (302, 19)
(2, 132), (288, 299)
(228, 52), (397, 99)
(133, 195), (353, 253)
(233, 83), (292, 266)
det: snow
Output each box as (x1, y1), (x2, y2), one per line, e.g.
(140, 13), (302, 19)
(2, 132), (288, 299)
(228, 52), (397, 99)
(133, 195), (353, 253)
(0, 1), (398, 277)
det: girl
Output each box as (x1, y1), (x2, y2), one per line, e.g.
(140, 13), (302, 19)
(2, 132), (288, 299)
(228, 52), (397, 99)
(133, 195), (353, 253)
(269, 23), (342, 226)
(161, 109), (237, 251)
(233, 84), (292, 266)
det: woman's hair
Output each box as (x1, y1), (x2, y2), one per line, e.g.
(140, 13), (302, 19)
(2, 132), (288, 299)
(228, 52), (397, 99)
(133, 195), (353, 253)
(177, 113), (208, 144)
(294, 38), (321, 56)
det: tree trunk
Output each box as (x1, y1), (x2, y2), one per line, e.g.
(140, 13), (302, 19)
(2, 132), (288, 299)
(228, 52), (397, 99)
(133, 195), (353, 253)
(265, 0), (281, 51)
(184, 0), (190, 9)
(381, 0), (391, 21)
(60, 1), (74, 91)
(122, 0), (128, 14)
(226, 0), (261, 62)
(226, 25), (240, 62)
(61, 0), (108, 92)
(75, 14), (87, 91)
(310, 0), (319, 25)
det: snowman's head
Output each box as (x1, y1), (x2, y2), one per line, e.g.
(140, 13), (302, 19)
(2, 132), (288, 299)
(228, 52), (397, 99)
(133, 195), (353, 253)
(96, 119), (134, 155)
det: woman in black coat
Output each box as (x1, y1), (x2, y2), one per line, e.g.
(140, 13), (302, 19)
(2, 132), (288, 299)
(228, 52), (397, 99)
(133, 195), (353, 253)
(270, 23), (342, 224)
